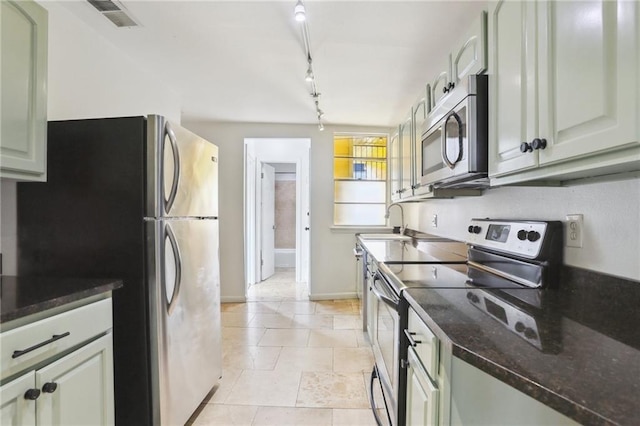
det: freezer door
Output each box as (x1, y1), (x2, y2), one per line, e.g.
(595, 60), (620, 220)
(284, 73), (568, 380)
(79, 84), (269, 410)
(146, 219), (221, 426)
(147, 115), (219, 218)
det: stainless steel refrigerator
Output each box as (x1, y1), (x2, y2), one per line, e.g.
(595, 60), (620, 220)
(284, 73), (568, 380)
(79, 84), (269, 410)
(17, 115), (221, 426)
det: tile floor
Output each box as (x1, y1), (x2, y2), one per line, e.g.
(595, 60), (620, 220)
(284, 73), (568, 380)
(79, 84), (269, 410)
(186, 268), (379, 425)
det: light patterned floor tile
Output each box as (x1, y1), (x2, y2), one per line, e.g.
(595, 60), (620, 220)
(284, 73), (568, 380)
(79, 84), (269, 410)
(315, 300), (359, 315)
(291, 314), (333, 329)
(208, 368), (242, 404)
(258, 328), (310, 347)
(274, 347), (333, 372)
(225, 370), (302, 407)
(189, 403), (258, 426)
(252, 406), (332, 425)
(222, 311), (256, 327)
(333, 314), (361, 330)
(223, 345), (282, 370)
(296, 372), (370, 409)
(278, 301), (317, 315)
(222, 327), (266, 346)
(333, 347), (374, 373)
(248, 313), (294, 328)
(332, 408), (378, 425)
(308, 329), (358, 348)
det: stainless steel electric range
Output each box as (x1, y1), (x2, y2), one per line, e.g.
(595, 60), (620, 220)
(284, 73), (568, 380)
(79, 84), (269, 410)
(370, 219), (563, 426)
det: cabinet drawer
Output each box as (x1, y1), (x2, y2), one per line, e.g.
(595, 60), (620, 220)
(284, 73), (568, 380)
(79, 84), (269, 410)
(1, 298), (112, 381)
(407, 306), (439, 378)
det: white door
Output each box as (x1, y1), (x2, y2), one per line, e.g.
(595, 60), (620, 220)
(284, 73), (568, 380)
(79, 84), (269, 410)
(261, 164), (276, 281)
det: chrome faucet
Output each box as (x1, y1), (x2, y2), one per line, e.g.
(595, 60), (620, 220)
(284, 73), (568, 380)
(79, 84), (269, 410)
(385, 202), (405, 235)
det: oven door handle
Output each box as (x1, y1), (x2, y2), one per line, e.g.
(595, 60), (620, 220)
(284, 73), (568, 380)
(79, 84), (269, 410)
(372, 273), (399, 310)
(369, 366), (393, 426)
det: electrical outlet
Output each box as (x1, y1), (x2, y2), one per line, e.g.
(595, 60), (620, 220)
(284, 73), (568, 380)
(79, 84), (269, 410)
(566, 214), (583, 248)
(431, 214), (438, 228)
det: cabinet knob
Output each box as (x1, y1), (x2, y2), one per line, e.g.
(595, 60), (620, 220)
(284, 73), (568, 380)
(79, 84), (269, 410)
(531, 138), (547, 150)
(42, 382), (58, 393)
(520, 142), (533, 153)
(24, 389), (41, 400)
(443, 86), (449, 94)
(448, 82), (455, 90)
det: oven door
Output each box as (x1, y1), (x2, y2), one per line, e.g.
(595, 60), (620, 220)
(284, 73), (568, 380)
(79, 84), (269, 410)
(369, 272), (400, 425)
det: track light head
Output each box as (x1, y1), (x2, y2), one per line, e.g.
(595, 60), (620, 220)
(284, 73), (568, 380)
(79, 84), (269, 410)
(294, 0), (306, 22)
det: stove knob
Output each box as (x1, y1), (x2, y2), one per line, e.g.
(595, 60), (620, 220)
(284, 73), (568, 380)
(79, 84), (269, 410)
(517, 230), (527, 241)
(468, 225), (474, 233)
(466, 292), (480, 304)
(472, 226), (482, 234)
(524, 327), (538, 340)
(515, 322), (526, 333)
(527, 231), (541, 242)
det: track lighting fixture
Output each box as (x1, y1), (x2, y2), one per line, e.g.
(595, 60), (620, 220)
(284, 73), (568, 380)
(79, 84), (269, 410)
(294, 0), (325, 131)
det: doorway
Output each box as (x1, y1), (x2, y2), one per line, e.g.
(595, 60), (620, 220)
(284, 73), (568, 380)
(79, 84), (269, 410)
(244, 138), (310, 300)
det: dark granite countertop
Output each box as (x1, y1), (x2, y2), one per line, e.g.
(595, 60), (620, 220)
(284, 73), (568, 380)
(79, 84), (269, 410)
(1, 276), (123, 324)
(358, 238), (468, 264)
(403, 266), (640, 426)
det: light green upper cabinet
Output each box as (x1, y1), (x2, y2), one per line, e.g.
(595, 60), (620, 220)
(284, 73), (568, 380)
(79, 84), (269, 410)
(411, 93), (428, 195)
(489, 0), (640, 184)
(451, 11), (488, 91)
(429, 12), (487, 113)
(1, 0), (48, 181)
(399, 115), (413, 199)
(389, 129), (402, 202)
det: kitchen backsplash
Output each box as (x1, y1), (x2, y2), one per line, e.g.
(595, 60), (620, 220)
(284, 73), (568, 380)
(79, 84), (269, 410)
(403, 176), (640, 281)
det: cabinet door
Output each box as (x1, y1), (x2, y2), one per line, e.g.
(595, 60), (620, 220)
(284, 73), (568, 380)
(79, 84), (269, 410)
(538, 0), (639, 165)
(389, 130), (401, 201)
(412, 96), (428, 195)
(430, 60), (452, 112)
(400, 115), (413, 198)
(488, 0), (539, 177)
(0, 0), (47, 181)
(36, 334), (114, 426)
(452, 11), (488, 89)
(406, 348), (438, 426)
(0, 372), (36, 426)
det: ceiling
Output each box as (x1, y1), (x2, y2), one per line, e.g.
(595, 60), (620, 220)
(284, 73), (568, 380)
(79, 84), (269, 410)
(60, 0), (487, 127)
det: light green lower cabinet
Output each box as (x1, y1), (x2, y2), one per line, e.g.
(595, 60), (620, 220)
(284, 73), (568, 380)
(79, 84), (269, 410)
(0, 334), (114, 426)
(36, 334), (114, 426)
(449, 357), (578, 425)
(0, 372), (36, 426)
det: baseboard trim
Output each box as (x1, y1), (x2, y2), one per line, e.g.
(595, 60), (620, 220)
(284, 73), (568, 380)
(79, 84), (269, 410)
(221, 296), (247, 303)
(309, 292), (358, 301)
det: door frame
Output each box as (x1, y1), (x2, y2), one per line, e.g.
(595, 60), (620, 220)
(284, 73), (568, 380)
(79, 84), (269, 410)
(244, 138), (311, 295)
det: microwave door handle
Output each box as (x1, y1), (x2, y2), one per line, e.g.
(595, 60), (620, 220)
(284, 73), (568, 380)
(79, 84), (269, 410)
(442, 112), (464, 169)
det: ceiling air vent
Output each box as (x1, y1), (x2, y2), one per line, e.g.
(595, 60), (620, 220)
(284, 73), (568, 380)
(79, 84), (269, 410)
(87, 0), (139, 28)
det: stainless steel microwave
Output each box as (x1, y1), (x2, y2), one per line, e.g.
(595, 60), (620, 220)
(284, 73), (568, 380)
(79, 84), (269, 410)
(414, 74), (488, 194)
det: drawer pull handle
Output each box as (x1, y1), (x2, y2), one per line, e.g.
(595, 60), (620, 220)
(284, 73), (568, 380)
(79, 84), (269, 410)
(24, 389), (41, 400)
(42, 382), (58, 393)
(404, 329), (422, 347)
(12, 332), (71, 359)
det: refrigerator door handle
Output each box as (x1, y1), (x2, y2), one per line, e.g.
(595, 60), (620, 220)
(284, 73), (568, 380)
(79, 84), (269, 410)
(165, 223), (182, 315)
(164, 121), (181, 214)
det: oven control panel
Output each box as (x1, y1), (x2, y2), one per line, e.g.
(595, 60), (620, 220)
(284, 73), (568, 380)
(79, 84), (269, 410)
(466, 219), (562, 260)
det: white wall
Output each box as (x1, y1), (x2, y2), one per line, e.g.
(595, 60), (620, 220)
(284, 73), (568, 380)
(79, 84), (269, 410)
(43, 1), (181, 122)
(401, 177), (640, 281)
(182, 120), (391, 301)
(1, 1), (181, 275)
